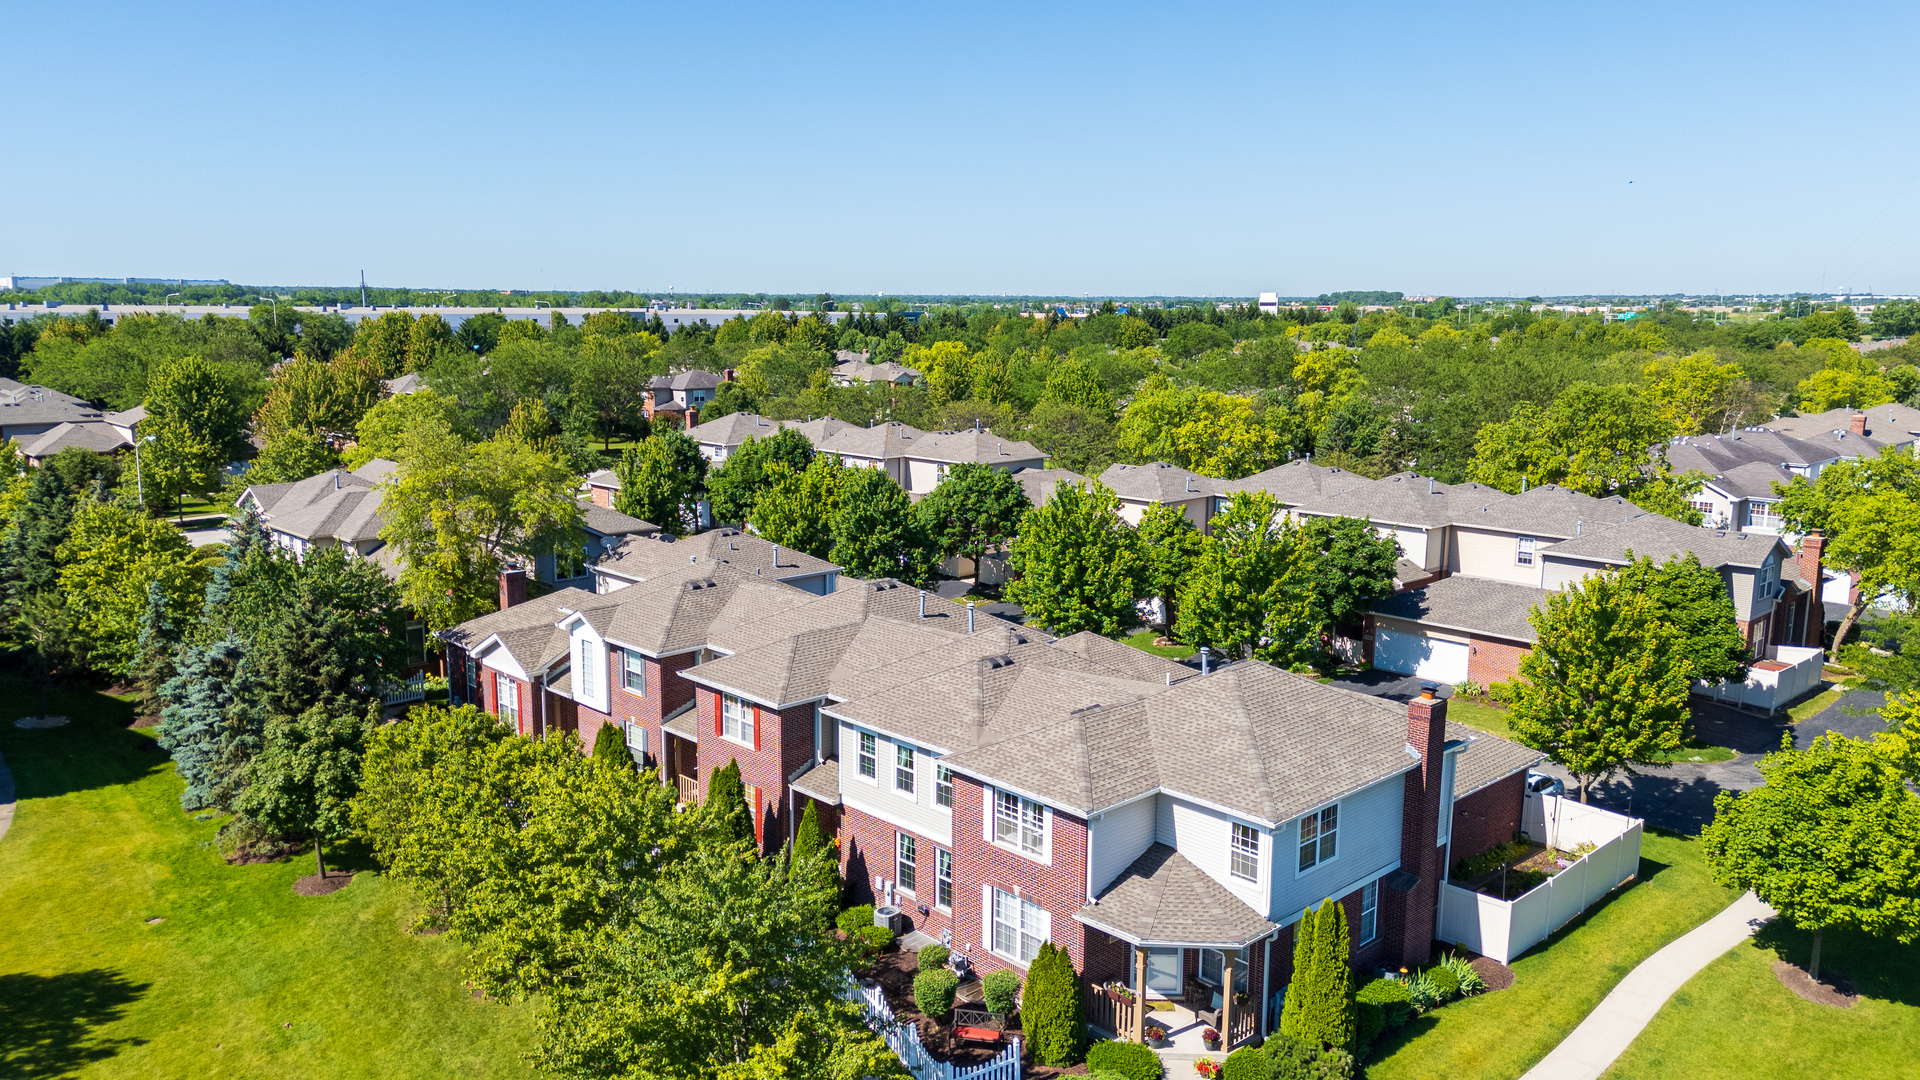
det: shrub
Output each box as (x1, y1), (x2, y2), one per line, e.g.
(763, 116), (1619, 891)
(913, 967), (960, 1019)
(1022, 942), (1085, 1066)
(1355, 978), (1414, 1028)
(591, 722), (631, 771)
(836, 904), (875, 936)
(982, 969), (1021, 1014)
(917, 943), (950, 971)
(1279, 899), (1355, 1051)
(1427, 964), (1461, 1001)
(1451, 839), (1528, 881)
(1084, 1039), (1163, 1080)
(1353, 1001), (1385, 1055)
(1436, 953), (1485, 996)
(851, 924), (893, 960)
(1266, 1033), (1355, 1080)
(1222, 1044), (1267, 1080)
(1404, 971), (1442, 1013)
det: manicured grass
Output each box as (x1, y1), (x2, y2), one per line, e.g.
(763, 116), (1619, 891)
(1448, 699), (1734, 762)
(1786, 684), (1848, 724)
(1122, 630), (1193, 660)
(1366, 831), (1738, 1080)
(1602, 924), (1920, 1080)
(0, 681), (537, 1080)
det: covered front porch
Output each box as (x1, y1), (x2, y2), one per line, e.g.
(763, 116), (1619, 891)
(1076, 844), (1274, 1059)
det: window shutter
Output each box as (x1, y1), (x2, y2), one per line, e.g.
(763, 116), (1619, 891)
(714, 692), (723, 736)
(752, 705), (761, 752)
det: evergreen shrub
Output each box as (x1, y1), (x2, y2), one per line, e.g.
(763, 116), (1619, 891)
(1222, 1044), (1266, 1080)
(1022, 943), (1085, 1066)
(982, 969), (1021, 1013)
(917, 943), (950, 971)
(913, 967), (960, 1019)
(1084, 1039), (1162, 1079)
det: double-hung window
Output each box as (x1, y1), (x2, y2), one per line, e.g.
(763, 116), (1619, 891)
(622, 649), (645, 693)
(895, 744), (916, 796)
(935, 766), (954, 809)
(1515, 535), (1536, 567)
(858, 732), (877, 779)
(496, 673), (518, 725)
(1230, 823), (1260, 881)
(935, 848), (953, 909)
(576, 640), (597, 695)
(1297, 804), (1338, 872)
(1747, 501), (1782, 530)
(896, 833), (918, 894)
(1359, 880), (1379, 945)
(990, 887), (1046, 964)
(721, 694), (754, 746)
(994, 790), (1047, 858)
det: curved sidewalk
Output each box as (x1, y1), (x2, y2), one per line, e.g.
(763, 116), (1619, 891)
(1520, 891), (1775, 1080)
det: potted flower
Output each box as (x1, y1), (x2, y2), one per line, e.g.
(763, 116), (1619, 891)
(1195, 1057), (1222, 1078)
(1202, 1026), (1221, 1051)
(1143, 1022), (1169, 1048)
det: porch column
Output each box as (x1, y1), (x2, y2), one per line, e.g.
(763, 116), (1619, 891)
(1133, 945), (1148, 1045)
(1220, 948), (1237, 1044)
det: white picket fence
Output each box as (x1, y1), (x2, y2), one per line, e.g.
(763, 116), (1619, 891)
(380, 671), (427, 705)
(1437, 794), (1644, 964)
(849, 980), (1022, 1080)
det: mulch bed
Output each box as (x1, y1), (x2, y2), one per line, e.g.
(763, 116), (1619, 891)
(1773, 961), (1857, 1008)
(858, 949), (1093, 1075)
(293, 872), (355, 896)
(1470, 955), (1516, 991)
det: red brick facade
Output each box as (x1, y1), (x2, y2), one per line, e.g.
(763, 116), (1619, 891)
(837, 806), (958, 944)
(945, 774), (1092, 980)
(1449, 771), (1525, 871)
(1467, 635), (1529, 687)
(694, 687), (819, 854)
(1393, 692), (1449, 968)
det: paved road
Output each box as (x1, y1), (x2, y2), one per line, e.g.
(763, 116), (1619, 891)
(1520, 891), (1776, 1080)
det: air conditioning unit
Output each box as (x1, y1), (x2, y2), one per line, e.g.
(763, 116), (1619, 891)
(874, 905), (907, 935)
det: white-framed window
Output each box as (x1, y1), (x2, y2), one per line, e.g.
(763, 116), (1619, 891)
(858, 732), (877, 780)
(1746, 501), (1782, 530)
(895, 744), (916, 796)
(897, 832), (918, 894)
(993, 789), (1048, 859)
(576, 639), (597, 697)
(722, 693), (754, 747)
(1515, 535), (1536, 566)
(990, 887), (1047, 964)
(1689, 499), (1716, 518)
(936, 765), (954, 809)
(1297, 803), (1338, 873)
(496, 673), (518, 725)
(935, 848), (953, 910)
(1230, 823), (1260, 881)
(1199, 948), (1250, 993)
(1360, 880), (1379, 945)
(622, 648), (646, 693)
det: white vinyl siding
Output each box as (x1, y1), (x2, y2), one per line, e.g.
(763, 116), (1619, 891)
(1271, 773), (1405, 920)
(1089, 795), (1157, 894)
(988, 887), (1048, 965)
(837, 720), (953, 847)
(1448, 527), (1550, 586)
(1154, 794), (1268, 913)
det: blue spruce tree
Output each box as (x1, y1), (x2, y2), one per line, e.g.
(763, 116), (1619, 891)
(157, 636), (248, 810)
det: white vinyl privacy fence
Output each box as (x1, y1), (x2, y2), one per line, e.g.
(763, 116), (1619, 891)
(1436, 794), (1643, 964)
(1694, 644), (1824, 713)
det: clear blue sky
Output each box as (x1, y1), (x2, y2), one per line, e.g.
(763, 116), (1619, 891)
(7, 1), (1918, 297)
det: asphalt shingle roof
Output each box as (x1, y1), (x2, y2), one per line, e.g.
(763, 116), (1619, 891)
(1098, 462), (1219, 502)
(1542, 513), (1785, 570)
(1218, 460), (1373, 506)
(687, 411), (784, 447)
(1449, 720), (1544, 798)
(1074, 843), (1275, 948)
(1447, 484), (1642, 539)
(792, 759), (841, 805)
(577, 498), (657, 538)
(1012, 468), (1087, 508)
(595, 528), (839, 584)
(20, 421), (129, 458)
(814, 421), (924, 461)
(911, 428), (1046, 465)
(1372, 576), (1550, 643)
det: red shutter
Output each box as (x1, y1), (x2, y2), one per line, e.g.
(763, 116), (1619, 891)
(714, 692), (723, 736)
(752, 705), (761, 752)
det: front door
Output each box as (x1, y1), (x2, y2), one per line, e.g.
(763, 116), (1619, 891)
(1145, 947), (1182, 997)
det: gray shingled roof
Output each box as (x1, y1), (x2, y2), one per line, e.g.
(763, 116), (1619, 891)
(792, 758), (841, 805)
(242, 460), (399, 544)
(687, 411), (784, 447)
(814, 421), (924, 460)
(1049, 630), (1191, 682)
(1542, 513), (1785, 570)
(20, 421), (130, 458)
(1449, 720), (1544, 798)
(1767, 403), (1920, 447)
(441, 586), (612, 675)
(1447, 484), (1642, 539)
(1372, 576), (1549, 643)
(911, 427), (1046, 465)
(780, 416), (854, 444)
(1074, 844), (1276, 948)
(103, 405), (147, 427)
(940, 663), (1419, 826)
(1706, 460), (1794, 501)
(577, 498), (657, 538)
(648, 369), (724, 391)
(1293, 472), (1479, 528)
(595, 528), (839, 584)
(1013, 468), (1087, 508)
(833, 359), (921, 384)
(1219, 460), (1374, 506)
(1098, 462), (1219, 503)
(0, 381), (103, 427)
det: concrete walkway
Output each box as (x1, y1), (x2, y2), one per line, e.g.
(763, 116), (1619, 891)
(1521, 891), (1775, 1080)
(0, 747), (13, 844)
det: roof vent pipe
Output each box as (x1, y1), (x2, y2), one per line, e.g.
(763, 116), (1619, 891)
(967, 601), (976, 633)
(1201, 646), (1211, 675)
(771, 543), (780, 567)
(1522, 475), (1529, 493)
(1428, 477), (1434, 494)
(1577, 520), (1583, 535)
(918, 590), (927, 618)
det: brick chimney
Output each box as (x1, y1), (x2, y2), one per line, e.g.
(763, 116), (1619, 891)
(499, 568), (528, 610)
(1394, 684), (1450, 968)
(686, 404), (699, 428)
(1795, 530), (1825, 646)
(1850, 411), (1868, 435)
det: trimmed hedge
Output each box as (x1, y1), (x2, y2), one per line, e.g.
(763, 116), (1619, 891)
(1357, 977), (1415, 1028)
(913, 967), (960, 1019)
(982, 969), (1021, 1014)
(917, 943), (950, 971)
(1084, 1039), (1163, 1080)
(836, 904), (875, 936)
(1267, 1033), (1355, 1080)
(1222, 1044), (1266, 1080)
(1354, 1001), (1385, 1055)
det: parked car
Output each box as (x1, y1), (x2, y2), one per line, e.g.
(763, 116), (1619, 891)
(1526, 771), (1565, 797)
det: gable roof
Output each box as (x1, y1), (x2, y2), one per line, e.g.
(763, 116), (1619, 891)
(833, 359), (921, 384)
(1075, 843), (1275, 948)
(595, 528), (839, 584)
(648, 369), (725, 391)
(687, 410), (783, 447)
(1372, 576), (1549, 643)
(779, 416), (854, 444)
(1765, 404), (1920, 447)
(1098, 462), (1219, 503)
(1448, 484), (1643, 539)
(814, 421), (924, 460)
(442, 585), (617, 676)
(909, 427), (1046, 465)
(0, 381), (103, 427)
(1293, 472), (1486, 528)
(1013, 467), (1088, 508)
(19, 421), (130, 458)
(1541, 513), (1785, 570)
(577, 497), (657, 538)
(1219, 460), (1374, 506)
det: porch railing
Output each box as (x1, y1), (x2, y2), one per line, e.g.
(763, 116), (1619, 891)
(1225, 1005), (1257, 1049)
(1085, 987), (1138, 1038)
(675, 775), (698, 804)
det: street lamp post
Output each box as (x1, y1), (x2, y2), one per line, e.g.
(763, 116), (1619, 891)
(134, 433), (156, 507)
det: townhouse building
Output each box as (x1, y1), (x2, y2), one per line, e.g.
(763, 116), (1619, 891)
(1099, 462), (1219, 532)
(644, 369), (727, 428)
(440, 530), (1544, 1052)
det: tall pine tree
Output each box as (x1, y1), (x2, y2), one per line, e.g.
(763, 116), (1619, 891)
(133, 580), (182, 707)
(157, 636), (248, 810)
(703, 759), (754, 845)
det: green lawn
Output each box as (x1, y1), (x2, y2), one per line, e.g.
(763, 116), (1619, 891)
(1447, 699), (1735, 762)
(1365, 831), (1738, 1080)
(1122, 630), (1193, 660)
(1602, 923), (1920, 1079)
(0, 682), (537, 1080)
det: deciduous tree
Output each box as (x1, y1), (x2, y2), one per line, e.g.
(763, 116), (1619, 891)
(708, 428), (814, 526)
(1005, 481), (1144, 637)
(1777, 446), (1920, 661)
(751, 455), (850, 562)
(830, 468), (938, 585)
(235, 699), (380, 879)
(1702, 732), (1920, 980)
(1116, 376), (1288, 479)
(914, 461), (1031, 568)
(1615, 552), (1750, 684)
(1134, 501), (1206, 632)
(55, 501), (211, 677)
(614, 429), (708, 534)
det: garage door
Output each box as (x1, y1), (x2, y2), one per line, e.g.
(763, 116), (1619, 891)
(1374, 628), (1469, 684)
